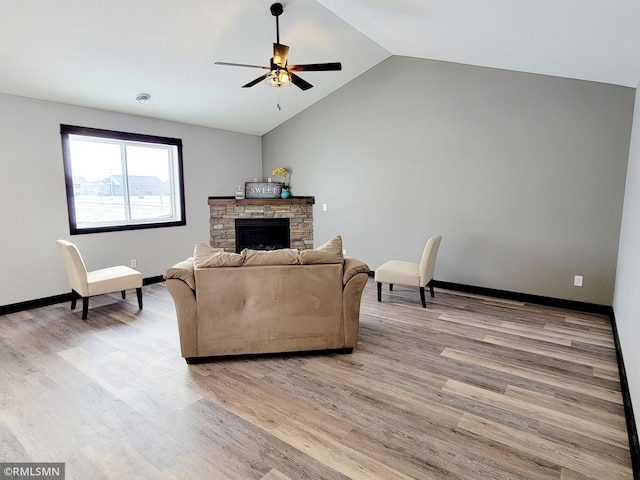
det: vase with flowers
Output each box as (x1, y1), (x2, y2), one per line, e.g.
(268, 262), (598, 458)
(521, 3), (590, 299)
(271, 167), (290, 198)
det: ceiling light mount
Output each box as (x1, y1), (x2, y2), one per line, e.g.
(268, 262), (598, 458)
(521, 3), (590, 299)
(135, 93), (150, 104)
(270, 2), (283, 17)
(270, 2), (283, 44)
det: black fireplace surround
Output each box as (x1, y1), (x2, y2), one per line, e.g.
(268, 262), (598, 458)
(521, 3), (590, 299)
(235, 218), (290, 253)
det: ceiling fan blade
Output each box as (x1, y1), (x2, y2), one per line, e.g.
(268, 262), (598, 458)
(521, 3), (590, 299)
(242, 74), (269, 88)
(273, 43), (289, 68)
(288, 62), (342, 72)
(290, 72), (313, 91)
(215, 61), (270, 70)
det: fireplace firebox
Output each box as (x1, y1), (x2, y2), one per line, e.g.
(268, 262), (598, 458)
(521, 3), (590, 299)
(235, 218), (290, 253)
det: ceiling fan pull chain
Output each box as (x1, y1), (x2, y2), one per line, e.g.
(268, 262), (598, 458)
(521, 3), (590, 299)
(277, 86), (282, 111)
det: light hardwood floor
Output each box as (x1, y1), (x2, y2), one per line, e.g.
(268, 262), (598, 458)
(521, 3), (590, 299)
(0, 279), (633, 479)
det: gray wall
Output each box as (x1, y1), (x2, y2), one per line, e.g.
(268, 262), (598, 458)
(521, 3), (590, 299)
(263, 56), (635, 305)
(0, 93), (261, 306)
(614, 83), (640, 438)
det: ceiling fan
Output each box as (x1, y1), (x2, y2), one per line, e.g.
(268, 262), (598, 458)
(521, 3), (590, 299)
(215, 2), (342, 95)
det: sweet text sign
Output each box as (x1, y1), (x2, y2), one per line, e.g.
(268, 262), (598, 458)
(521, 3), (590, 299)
(245, 182), (281, 198)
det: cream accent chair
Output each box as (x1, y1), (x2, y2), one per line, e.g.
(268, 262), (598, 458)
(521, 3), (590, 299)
(375, 235), (442, 308)
(56, 240), (143, 320)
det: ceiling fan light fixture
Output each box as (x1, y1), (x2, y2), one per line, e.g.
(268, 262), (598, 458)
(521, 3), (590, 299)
(265, 69), (292, 87)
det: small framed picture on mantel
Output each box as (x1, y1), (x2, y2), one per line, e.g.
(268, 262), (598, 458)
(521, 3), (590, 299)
(245, 182), (281, 199)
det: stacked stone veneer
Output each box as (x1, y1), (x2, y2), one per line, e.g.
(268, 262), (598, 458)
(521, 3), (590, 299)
(208, 197), (314, 252)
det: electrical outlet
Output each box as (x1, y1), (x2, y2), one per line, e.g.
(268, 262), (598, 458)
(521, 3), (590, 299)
(342, 249), (346, 256)
(130, 259), (137, 268)
(322, 203), (328, 212)
(573, 275), (583, 287)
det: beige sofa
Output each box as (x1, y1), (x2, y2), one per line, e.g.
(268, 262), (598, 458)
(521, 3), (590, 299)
(164, 238), (370, 363)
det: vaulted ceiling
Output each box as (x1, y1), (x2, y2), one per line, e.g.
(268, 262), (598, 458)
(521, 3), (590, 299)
(2, 0), (639, 136)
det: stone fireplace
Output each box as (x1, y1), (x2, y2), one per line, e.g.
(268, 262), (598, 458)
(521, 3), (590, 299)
(208, 196), (314, 252)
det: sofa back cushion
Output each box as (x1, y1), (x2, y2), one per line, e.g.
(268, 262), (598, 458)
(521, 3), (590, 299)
(242, 248), (300, 266)
(299, 235), (344, 265)
(193, 241), (245, 268)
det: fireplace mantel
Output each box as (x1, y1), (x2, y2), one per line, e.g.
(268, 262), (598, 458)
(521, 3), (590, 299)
(208, 196), (314, 206)
(208, 196), (314, 252)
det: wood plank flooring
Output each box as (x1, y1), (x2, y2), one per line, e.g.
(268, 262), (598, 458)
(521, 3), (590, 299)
(0, 279), (633, 479)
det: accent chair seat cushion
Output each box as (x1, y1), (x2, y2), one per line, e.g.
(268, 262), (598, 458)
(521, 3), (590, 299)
(86, 266), (143, 297)
(374, 260), (420, 287)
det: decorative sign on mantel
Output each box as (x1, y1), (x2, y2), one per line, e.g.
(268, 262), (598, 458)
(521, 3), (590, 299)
(245, 182), (281, 199)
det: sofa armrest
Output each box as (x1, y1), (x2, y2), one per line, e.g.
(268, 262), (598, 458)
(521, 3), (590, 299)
(163, 257), (195, 290)
(165, 278), (198, 358)
(342, 257), (370, 347)
(343, 257), (370, 286)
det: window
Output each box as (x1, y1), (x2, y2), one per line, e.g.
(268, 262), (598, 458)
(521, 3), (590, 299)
(61, 125), (186, 234)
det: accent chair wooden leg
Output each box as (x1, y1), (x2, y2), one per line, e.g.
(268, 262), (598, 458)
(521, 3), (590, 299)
(389, 284), (393, 291)
(121, 290), (126, 299)
(419, 287), (427, 308)
(82, 297), (89, 320)
(377, 282), (382, 302)
(136, 287), (143, 309)
(71, 293), (77, 310)
(429, 283), (435, 298)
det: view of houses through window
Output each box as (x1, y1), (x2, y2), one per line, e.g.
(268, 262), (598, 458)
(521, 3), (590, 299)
(61, 125), (186, 234)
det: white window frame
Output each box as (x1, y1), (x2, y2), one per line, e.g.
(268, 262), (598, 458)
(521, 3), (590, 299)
(60, 124), (186, 234)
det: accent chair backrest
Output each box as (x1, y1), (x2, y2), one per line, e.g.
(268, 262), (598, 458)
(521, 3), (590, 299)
(56, 239), (89, 296)
(418, 235), (442, 286)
